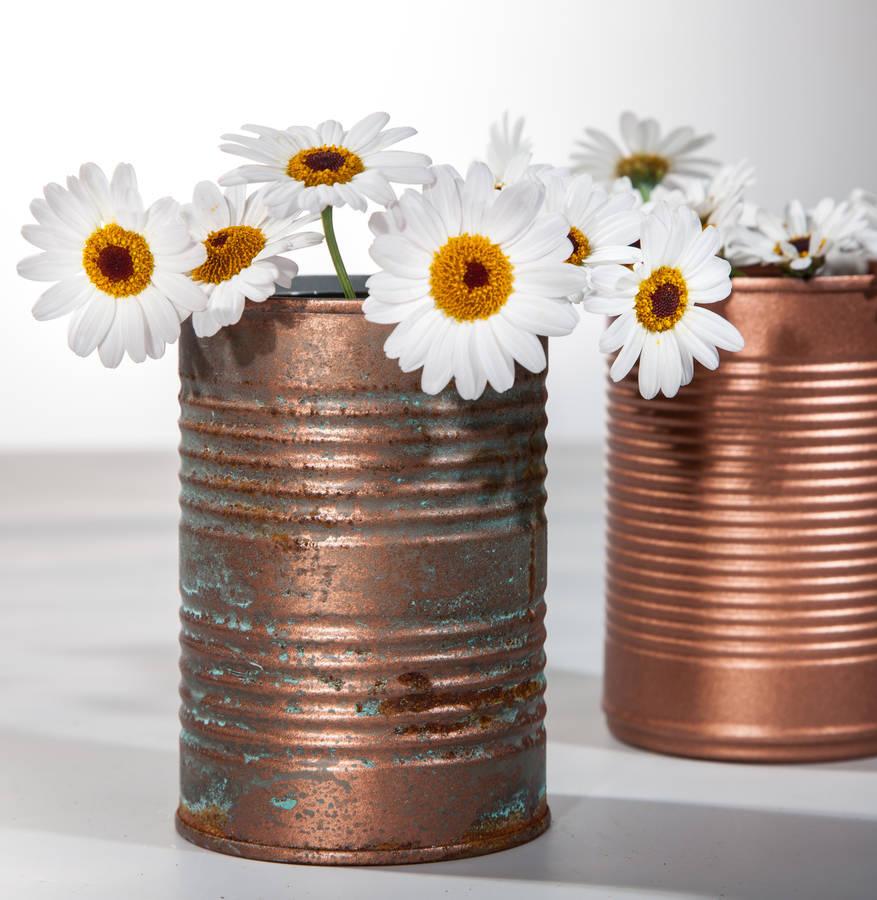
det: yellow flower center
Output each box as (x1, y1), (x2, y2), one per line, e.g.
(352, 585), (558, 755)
(615, 153), (670, 189)
(286, 144), (365, 187)
(635, 266), (688, 332)
(776, 235), (814, 258)
(565, 226), (591, 265)
(429, 234), (514, 322)
(191, 225), (266, 285)
(82, 224), (154, 298)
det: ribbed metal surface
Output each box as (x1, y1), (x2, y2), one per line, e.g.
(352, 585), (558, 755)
(176, 291), (549, 863)
(603, 275), (877, 762)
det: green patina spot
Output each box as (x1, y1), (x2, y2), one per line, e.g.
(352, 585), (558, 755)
(356, 699), (381, 717)
(270, 795), (298, 810)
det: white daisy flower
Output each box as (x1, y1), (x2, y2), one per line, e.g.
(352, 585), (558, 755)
(850, 189), (877, 260)
(219, 112), (433, 215)
(364, 162), (587, 400)
(583, 203), (743, 400)
(184, 182), (323, 337)
(538, 170), (642, 301)
(487, 112), (535, 188)
(734, 198), (870, 277)
(572, 111), (717, 197)
(649, 161), (755, 253)
(18, 163), (207, 367)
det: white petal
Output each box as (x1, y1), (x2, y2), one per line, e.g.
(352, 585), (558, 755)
(675, 320), (719, 369)
(140, 284), (184, 343)
(369, 234), (431, 279)
(502, 293), (578, 336)
(685, 306), (744, 351)
(451, 326), (479, 400)
(514, 262), (588, 297)
(32, 276), (93, 321)
(366, 271), (431, 303)
(506, 214), (572, 263)
(97, 318), (125, 368)
(68, 294), (116, 357)
(118, 299), (147, 363)
(192, 182), (230, 232)
(490, 315), (546, 373)
(598, 310), (636, 353)
(484, 180), (544, 246)
(420, 317), (456, 395)
(152, 271), (209, 312)
(475, 319), (515, 393)
(657, 331), (683, 398)
(345, 112), (391, 152)
(461, 162), (495, 234)
(609, 324), (646, 382)
(638, 334), (660, 399)
(18, 251), (81, 282)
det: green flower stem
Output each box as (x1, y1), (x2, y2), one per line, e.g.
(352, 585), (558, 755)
(321, 207), (356, 300)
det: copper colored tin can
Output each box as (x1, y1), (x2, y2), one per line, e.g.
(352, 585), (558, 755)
(175, 280), (549, 863)
(604, 274), (877, 762)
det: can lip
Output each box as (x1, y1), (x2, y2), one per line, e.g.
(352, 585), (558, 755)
(731, 273), (876, 294)
(272, 274), (369, 300)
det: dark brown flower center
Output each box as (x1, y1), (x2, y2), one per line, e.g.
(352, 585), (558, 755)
(790, 235), (810, 255)
(650, 282), (682, 318)
(209, 232), (230, 248)
(97, 245), (135, 283)
(463, 260), (490, 290)
(304, 149), (347, 172)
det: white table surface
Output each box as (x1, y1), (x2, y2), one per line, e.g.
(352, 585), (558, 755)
(2, 447), (876, 900)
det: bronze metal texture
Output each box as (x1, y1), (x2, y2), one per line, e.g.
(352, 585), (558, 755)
(603, 275), (877, 762)
(176, 288), (550, 862)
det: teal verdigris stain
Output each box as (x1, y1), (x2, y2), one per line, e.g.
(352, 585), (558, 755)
(270, 795), (298, 810)
(243, 751), (271, 764)
(181, 777), (232, 814)
(355, 699), (380, 717)
(473, 789), (529, 829)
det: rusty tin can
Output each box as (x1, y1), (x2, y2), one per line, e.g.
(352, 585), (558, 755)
(603, 274), (877, 762)
(175, 279), (550, 863)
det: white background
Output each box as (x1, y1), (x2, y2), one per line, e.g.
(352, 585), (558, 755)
(2, 0), (875, 449)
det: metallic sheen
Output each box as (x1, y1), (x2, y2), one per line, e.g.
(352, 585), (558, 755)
(176, 288), (550, 863)
(603, 274), (877, 762)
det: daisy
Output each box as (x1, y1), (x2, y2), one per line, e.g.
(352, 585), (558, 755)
(539, 170), (642, 301)
(18, 163), (207, 367)
(734, 198), (870, 277)
(487, 112), (535, 188)
(219, 112), (433, 215)
(583, 203), (743, 400)
(184, 182), (323, 337)
(364, 162), (586, 400)
(649, 161), (755, 253)
(571, 111), (717, 198)
(850, 189), (877, 260)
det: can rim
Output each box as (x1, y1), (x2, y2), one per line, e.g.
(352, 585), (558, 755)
(731, 273), (876, 294)
(273, 273), (369, 300)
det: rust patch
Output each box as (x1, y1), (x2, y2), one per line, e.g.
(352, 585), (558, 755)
(178, 803), (229, 838)
(379, 677), (543, 717)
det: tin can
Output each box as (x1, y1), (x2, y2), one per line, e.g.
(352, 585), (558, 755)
(175, 279), (550, 863)
(603, 274), (877, 762)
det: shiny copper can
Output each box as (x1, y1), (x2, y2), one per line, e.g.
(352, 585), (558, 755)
(603, 274), (877, 762)
(175, 279), (549, 863)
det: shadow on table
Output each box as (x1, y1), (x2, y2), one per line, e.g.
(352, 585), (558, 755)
(405, 792), (877, 900)
(3, 726), (877, 899)
(0, 729), (178, 848)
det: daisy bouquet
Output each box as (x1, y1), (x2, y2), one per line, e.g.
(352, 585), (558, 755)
(18, 109), (874, 403)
